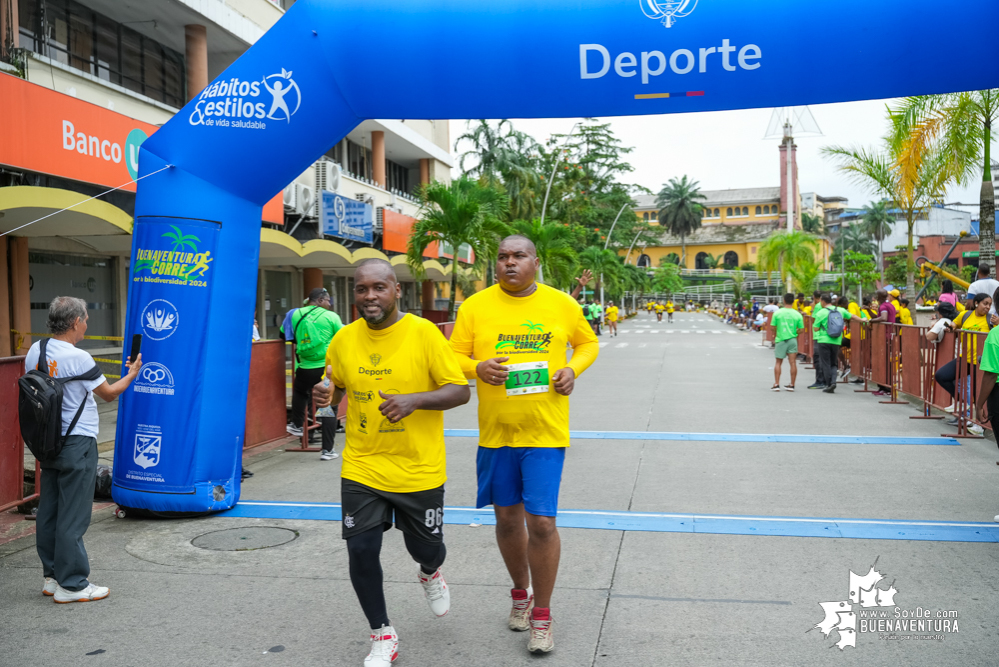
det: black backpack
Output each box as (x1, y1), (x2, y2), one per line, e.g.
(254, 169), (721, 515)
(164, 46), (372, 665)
(18, 338), (102, 462)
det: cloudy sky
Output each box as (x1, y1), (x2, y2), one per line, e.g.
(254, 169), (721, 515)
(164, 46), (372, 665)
(450, 98), (991, 213)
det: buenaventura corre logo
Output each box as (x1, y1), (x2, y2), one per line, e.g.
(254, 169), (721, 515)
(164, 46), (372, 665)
(640, 0), (698, 28)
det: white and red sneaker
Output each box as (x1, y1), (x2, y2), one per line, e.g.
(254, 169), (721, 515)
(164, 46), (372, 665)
(508, 587), (534, 631)
(364, 625), (398, 666)
(528, 609), (555, 653)
(418, 567), (450, 617)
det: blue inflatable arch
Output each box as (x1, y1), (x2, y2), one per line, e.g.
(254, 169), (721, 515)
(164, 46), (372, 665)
(112, 0), (999, 512)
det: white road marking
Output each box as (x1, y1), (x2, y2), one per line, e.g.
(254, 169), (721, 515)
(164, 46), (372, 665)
(615, 343), (629, 348)
(599, 342), (609, 348)
(639, 343), (647, 348)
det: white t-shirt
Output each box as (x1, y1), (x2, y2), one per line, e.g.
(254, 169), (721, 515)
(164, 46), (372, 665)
(967, 278), (999, 315)
(927, 318), (953, 345)
(24, 339), (107, 438)
(763, 304), (779, 313)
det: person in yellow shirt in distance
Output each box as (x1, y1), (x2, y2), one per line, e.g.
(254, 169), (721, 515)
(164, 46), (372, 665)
(654, 301), (665, 321)
(449, 235), (599, 655)
(666, 299), (675, 323)
(898, 297), (914, 325)
(312, 259), (470, 667)
(605, 300), (619, 337)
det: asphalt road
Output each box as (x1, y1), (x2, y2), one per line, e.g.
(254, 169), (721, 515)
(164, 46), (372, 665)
(2, 311), (997, 666)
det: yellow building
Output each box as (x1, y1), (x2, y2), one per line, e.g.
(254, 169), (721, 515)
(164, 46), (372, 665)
(634, 187), (785, 227)
(624, 219), (832, 270)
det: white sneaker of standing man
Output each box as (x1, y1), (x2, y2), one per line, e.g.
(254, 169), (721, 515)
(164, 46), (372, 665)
(53, 582), (109, 604)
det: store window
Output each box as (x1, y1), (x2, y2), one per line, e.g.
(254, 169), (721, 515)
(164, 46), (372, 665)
(347, 140), (371, 180)
(386, 159), (410, 194)
(18, 0), (185, 107)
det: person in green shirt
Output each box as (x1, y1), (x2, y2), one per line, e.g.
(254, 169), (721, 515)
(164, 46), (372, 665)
(770, 292), (805, 391)
(811, 293), (852, 394)
(287, 288), (344, 458)
(975, 325), (999, 483)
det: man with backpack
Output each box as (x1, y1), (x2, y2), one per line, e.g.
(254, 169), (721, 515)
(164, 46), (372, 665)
(812, 293), (852, 394)
(20, 297), (142, 603)
(286, 288), (343, 458)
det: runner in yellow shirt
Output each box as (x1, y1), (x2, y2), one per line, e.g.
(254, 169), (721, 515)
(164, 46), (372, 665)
(312, 259), (470, 667)
(654, 301), (665, 322)
(450, 235), (599, 655)
(666, 299), (675, 323)
(605, 300), (619, 337)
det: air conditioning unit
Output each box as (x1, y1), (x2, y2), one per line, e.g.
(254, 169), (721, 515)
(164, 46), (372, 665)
(283, 182), (315, 216)
(313, 161), (342, 217)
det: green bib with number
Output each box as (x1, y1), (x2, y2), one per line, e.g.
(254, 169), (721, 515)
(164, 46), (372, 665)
(505, 361), (550, 396)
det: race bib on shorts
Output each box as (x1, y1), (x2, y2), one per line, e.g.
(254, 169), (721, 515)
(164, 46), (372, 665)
(505, 361), (549, 396)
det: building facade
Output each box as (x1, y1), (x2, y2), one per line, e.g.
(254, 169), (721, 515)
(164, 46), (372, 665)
(0, 0), (454, 357)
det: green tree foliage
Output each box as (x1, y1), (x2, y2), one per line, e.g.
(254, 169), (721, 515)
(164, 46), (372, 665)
(650, 263), (683, 295)
(656, 175), (706, 266)
(843, 251), (879, 300)
(830, 224), (877, 265)
(408, 177), (510, 319)
(789, 259), (822, 294)
(884, 252), (909, 288)
(801, 212), (825, 234)
(739, 262), (757, 271)
(578, 246), (623, 295)
(890, 91), (998, 270)
(757, 230), (819, 290)
(509, 218), (578, 290)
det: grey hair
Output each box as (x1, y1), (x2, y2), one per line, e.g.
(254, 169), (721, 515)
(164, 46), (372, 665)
(47, 296), (87, 334)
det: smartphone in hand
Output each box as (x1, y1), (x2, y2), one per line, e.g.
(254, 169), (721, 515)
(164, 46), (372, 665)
(130, 333), (142, 364)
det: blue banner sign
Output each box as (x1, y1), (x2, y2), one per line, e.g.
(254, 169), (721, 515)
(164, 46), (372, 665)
(321, 192), (373, 244)
(113, 217), (222, 501)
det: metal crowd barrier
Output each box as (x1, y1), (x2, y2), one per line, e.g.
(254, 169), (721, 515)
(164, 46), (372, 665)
(0, 356), (38, 514)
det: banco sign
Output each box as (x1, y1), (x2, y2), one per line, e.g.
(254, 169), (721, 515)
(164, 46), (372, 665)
(189, 68), (301, 129)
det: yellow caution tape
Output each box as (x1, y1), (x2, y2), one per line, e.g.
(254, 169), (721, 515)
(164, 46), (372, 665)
(15, 330), (124, 342)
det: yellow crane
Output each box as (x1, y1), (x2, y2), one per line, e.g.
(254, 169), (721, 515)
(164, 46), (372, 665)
(917, 258), (969, 290)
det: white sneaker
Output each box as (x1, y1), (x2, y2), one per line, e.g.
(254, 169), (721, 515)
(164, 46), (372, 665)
(418, 567), (450, 617)
(54, 583), (109, 604)
(42, 577), (57, 596)
(528, 614), (555, 653)
(320, 449), (339, 460)
(994, 515), (999, 523)
(365, 625), (398, 666)
(509, 588), (534, 631)
(286, 424), (303, 437)
(943, 404), (956, 414)
(969, 424), (985, 436)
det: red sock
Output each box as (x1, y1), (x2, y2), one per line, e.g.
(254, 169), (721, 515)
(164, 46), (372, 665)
(532, 607), (551, 621)
(511, 588), (529, 600)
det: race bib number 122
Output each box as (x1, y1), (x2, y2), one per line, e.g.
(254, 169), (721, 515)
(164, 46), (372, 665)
(505, 361), (549, 396)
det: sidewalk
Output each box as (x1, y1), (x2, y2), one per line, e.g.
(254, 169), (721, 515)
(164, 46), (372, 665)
(2, 312), (997, 666)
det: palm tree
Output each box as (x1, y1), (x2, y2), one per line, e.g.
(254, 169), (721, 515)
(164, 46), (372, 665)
(789, 258), (822, 294)
(801, 212), (825, 234)
(408, 177), (510, 319)
(823, 131), (951, 294)
(758, 230), (819, 292)
(509, 218), (578, 289)
(456, 119), (516, 186)
(656, 175), (706, 267)
(861, 200), (895, 282)
(890, 91), (999, 265)
(578, 246), (622, 297)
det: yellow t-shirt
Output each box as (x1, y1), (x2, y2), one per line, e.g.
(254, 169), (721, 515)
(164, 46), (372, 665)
(891, 299), (901, 313)
(898, 307), (913, 325)
(605, 305), (619, 322)
(450, 283), (599, 448)
(956, 310), (990, 364)
(666, 302), (674, 313)
(803, 306), (813, 316)
(655, 304), (665, 313)
(325, 314), (467, 493)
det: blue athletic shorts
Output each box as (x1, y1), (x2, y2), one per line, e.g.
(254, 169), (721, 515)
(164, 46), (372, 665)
(476, 446), (566, 517)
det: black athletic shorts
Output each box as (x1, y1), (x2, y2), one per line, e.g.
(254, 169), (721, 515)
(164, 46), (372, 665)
(341, 478), (444, 543)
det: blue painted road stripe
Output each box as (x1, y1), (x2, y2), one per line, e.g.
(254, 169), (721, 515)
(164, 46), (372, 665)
(442, 430), (960, 445)
(219, 501), (999, 543)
